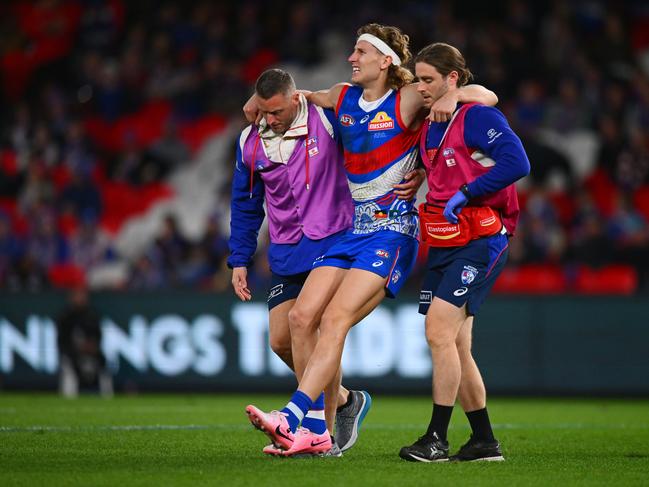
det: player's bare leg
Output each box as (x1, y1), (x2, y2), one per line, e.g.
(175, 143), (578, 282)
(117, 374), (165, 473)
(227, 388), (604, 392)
(456, 316), (486, 411)
(288, 266), (346, 382)
(325, 366), (343, 433)
(298, 269), (385, 399)
(426, 298), (467, 406)
(399, 298), (464, 462)
(288, 267), (359, 446)
(452, 316), (504, 461)
(268, 299), (296, 370)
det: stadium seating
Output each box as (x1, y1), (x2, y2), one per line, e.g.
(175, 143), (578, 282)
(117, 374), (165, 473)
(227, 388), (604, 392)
(574, 264), (638, 295)
(492, 265), (568, 294)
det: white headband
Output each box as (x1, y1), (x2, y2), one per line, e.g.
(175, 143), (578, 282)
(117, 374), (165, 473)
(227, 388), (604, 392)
(357, 33), (402, 66)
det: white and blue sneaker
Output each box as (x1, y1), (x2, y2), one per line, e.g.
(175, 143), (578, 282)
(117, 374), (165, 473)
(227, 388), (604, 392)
(335, 390), (372, 452)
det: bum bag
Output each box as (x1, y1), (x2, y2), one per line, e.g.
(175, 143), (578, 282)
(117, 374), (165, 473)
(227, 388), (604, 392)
(419, 203), (502, 247)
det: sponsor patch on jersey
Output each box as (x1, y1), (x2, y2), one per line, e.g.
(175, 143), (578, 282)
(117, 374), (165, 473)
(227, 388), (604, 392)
(445, 158), (456, 167)
(360, 114), (370, 124)
(461, 265), (478, 285)
(375, 249), (390, 258)
(368, 111), (394, 131)
(305, 136), (319, 157)
(340, 114), (355, 126)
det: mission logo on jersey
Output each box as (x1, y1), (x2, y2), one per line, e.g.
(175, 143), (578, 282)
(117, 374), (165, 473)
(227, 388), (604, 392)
(368, 111), (394, 131)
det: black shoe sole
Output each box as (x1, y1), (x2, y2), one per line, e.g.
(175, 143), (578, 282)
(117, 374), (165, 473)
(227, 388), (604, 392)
(399, 451), (449, 463)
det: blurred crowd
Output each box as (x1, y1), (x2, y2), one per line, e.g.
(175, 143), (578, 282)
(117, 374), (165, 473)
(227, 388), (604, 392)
(1, 0), (649, 293)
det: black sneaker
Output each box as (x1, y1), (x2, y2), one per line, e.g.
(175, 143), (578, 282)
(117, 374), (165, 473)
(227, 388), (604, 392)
(449, 436), (505, 462)
(399, 432), (449, 462)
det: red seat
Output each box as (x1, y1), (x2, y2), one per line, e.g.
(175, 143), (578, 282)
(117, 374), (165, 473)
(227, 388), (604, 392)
(492, 264), (568, 294)
(584, 168), (618, 217)
(574, 265), (638, 295)
(179, 115), (227, 153)
(48, 263), (86, 288)
(633, 185), (649, 222)
(548, 191), (575, 227)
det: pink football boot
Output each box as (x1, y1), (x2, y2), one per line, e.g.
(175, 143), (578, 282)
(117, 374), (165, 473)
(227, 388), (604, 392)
(245, 405), (294, 449)
(281, 427), (332, 457)
(262, 444), (284, 456)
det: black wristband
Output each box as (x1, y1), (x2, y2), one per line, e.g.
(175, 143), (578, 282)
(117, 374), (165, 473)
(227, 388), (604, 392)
(459, 183), (472, 200)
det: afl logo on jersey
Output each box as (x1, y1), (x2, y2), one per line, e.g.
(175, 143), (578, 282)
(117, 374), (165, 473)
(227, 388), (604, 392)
(368, 111), (395, 131)
(340, 114), (355, 126)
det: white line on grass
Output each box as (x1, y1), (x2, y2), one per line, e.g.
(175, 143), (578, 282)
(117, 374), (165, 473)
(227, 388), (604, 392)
(1, 423), (647, 433)
(0, 424), (247, 433)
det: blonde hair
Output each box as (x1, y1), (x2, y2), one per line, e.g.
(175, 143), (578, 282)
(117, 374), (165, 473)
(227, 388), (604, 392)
(357, 23), (414, 90)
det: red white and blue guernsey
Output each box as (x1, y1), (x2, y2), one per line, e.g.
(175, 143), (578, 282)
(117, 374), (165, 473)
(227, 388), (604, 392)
(311, 85), (420, 297)
(336, 85), (421, 238)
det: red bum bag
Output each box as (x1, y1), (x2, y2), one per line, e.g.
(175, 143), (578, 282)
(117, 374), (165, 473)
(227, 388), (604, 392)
(419, 203), (503, 247)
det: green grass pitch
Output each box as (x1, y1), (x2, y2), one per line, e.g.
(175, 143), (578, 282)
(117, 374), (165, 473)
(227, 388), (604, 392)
(1, 393), (648, 486)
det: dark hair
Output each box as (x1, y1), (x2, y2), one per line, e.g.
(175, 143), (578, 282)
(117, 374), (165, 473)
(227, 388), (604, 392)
(357, 23), (413, 90)
(255, 69), (296, 99)
(414, 43), (473, 87)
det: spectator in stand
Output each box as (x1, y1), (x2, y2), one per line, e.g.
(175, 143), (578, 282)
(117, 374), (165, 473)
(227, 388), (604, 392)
(607, 193), (649, 283)
(68, 208), (115, 272)
(62, 120), (97, 178)
(200, 213), (229, 275)
(153, 214), (189, 286)
(18, 161), (56, 216)
(31, 123), (60, 168)
(596, 114), (626, 180)
(511, 80), (546, 137)
(568, 190), (609, 268)
(0, 212), (24, 287)
(520, 188), (566, 264)
(25, 208), (69, 270)
(127, 249), (166, 290)
(77, 0), (124, 54)
(544, 78), (594, 133)
(197, 51), (249, 116)
(147, 119), (190, 178)
(615, 132), (649, 191)
(279, 2), (323, 66)
(59, 170), (102, 219)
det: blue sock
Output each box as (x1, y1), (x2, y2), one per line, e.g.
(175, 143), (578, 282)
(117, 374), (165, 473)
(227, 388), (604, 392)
(281, 390), (313, 433)
(301, 393), (327, 434)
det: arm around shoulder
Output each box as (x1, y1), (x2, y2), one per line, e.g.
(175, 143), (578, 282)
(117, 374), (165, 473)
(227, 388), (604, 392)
(305, 83), (349, 110)
(458, 84), (498, 107)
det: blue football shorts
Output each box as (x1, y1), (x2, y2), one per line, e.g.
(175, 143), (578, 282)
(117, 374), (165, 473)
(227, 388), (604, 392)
(267, 271), (310, 310)
(419, 232), (509, 316)
(312, 229), (418, 298)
